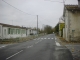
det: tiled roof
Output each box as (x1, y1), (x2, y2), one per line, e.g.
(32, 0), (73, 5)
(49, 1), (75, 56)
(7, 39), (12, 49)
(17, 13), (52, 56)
(65, 5), (80, 11)
(0, 23), (26, 29)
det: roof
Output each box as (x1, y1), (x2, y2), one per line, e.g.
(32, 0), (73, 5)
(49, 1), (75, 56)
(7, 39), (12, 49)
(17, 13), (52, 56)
(59, 20), (64, 23)
(65, 5), (80, 11)
(0, 23), (26, 29)
(63, 5), (80, 17)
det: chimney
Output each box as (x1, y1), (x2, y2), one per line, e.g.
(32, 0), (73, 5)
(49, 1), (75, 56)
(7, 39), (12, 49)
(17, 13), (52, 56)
(78, 0), (80, 8)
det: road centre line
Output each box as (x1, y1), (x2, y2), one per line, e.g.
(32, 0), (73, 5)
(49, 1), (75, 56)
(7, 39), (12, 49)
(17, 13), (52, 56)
(27, 45), (33, 48)
(6, 50), (23, 60)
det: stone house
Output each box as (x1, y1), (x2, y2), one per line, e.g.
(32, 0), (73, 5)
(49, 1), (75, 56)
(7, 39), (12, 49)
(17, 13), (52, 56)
(63, 0), (80, 41)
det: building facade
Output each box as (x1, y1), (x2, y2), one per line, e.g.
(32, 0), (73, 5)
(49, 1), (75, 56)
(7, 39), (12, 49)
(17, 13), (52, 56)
(63, 5), (80, 41)
(0, 23), (26, 39)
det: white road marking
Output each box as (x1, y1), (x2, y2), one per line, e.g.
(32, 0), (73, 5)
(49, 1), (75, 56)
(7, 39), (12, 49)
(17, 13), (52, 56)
(0, 45), (7, 48)
(55, 41), (61, 46)
(44, 38), (46, 39)
(27, 45), (33, 48)
(48, 38), (50, 39)
(51, 38), (54, 39)
(6, 50), (23, 60)
(41, 38), (43, 39)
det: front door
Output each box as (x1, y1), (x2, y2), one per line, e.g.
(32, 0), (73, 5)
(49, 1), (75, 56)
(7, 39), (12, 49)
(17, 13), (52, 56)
(4, 29), (7, 39)
(0, 26), (2, 38)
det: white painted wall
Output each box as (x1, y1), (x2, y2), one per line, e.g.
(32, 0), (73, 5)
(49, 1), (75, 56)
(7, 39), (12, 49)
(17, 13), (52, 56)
(2, 27), (26, 39)
(32, 30), (37, 35)
(26, 29), (31, 36)
(0, 25), (2, 39)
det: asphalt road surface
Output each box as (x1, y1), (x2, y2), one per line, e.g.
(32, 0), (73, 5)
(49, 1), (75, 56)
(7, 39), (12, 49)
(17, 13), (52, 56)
(0, 34), (73, 60)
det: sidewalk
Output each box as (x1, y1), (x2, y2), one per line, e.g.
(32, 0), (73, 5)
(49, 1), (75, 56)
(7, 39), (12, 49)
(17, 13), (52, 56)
(56, 36), (80, 60)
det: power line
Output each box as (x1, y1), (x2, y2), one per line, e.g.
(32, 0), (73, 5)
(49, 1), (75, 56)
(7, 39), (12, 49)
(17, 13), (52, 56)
(2, 0), (36, 16)
(44, 0), (63, 3)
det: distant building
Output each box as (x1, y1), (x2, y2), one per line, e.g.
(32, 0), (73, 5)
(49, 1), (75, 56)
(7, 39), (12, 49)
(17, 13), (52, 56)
(32, 29), (37, 35)
(63, 1), (80, 41)
(0, 23), (26, 39)
(59, 20), (65, 37)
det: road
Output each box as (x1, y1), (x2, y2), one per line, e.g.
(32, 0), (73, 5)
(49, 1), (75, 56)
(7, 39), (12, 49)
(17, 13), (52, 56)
(0, 34), (73, 60)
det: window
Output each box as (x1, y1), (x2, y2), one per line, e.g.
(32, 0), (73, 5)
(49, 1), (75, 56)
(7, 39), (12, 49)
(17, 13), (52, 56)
(11, 28), (13, 34)
(16, 29), (17, 34)
(8, 28), (10, 34)
(18, 29), (20, 34)
(0, 26), (1, 33)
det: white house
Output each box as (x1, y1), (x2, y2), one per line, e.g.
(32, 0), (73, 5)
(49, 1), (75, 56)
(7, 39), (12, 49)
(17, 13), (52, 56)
(0, 23), (26, 39)
(26, 28), (37, 36)
(63, 1), (80, 41)
(26, 28), (32, 36)
(32, 29), (37, 35)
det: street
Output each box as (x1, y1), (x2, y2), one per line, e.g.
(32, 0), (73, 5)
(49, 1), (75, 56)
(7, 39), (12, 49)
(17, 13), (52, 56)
(0, 34), (73, 60)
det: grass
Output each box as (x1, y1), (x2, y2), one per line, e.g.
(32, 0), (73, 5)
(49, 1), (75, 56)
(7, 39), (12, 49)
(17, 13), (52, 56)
(0, 34), (45, 44)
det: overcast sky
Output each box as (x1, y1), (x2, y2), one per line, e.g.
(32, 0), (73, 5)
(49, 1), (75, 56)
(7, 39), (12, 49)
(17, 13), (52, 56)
(0, 0), (78, 28)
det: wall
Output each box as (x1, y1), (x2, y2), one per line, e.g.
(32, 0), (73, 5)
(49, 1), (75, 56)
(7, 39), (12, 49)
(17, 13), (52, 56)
(32, 30), (37, 35)
(69, 11), (80, 41)
(26, 29), (31, 36)
(64, 10), (70, 41)
(63, 28), (65, 38)
(0, 25), (2, 39)
(2, 27), (26, 39)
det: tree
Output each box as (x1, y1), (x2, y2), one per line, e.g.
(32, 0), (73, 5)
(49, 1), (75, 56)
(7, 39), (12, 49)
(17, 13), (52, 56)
(54, 23), (59, 34)
(44, 25), (53, 34)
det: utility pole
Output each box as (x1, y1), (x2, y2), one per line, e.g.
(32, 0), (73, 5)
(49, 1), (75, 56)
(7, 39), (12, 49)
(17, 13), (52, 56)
(37, 15), (38, 36)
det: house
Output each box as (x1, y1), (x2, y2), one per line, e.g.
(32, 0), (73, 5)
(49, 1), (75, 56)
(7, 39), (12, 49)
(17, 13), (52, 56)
(26, 28), (33, 36)
(26, 28), (37, 36)
(63, 0), (80, 41)
(0, 23), (26, 39)
(32, 29), (37, 35)
(59, 19), (65, 37)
